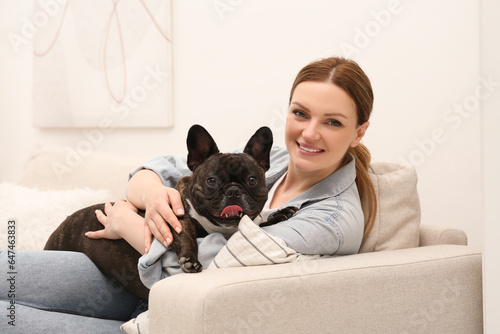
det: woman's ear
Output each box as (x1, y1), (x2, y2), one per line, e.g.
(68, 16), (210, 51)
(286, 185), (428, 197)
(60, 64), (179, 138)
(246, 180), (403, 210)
(350, 121), (370, 147)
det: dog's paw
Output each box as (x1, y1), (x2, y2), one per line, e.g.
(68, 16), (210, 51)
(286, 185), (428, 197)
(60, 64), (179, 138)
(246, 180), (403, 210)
(275, 206), (299, 220)
(260, 206), (299, 227)
(179, 256), (203, 273)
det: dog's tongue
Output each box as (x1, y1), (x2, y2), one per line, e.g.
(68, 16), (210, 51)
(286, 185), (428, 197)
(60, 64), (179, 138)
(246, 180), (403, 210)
(220, 205), (243, 218)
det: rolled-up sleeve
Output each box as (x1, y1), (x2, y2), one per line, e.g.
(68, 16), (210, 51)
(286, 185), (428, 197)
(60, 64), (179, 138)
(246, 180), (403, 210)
(138, 233), (228, 288)
(129, 155), (191, 188)
(138, 239), (177, 289)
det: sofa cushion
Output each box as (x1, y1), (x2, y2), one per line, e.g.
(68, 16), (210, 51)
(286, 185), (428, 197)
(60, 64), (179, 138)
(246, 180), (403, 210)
(18, 143), (148, 201)
(0, 182), (111, 250)
(358, 162), (421, 253)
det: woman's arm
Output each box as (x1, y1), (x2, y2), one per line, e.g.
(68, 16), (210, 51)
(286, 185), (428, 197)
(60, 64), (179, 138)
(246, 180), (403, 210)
(262, 195), (364, 256)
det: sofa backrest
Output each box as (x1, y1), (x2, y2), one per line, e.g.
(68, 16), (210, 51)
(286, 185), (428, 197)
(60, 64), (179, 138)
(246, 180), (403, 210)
(18, 143), (148, 201)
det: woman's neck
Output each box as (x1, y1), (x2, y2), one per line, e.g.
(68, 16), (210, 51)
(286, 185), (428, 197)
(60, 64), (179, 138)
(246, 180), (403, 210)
(285, 162), (334, 192)
(269, 162), (337, 209)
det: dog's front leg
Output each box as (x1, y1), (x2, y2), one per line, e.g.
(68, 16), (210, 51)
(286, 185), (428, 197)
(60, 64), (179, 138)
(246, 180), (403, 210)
(170, 216), (202, 273)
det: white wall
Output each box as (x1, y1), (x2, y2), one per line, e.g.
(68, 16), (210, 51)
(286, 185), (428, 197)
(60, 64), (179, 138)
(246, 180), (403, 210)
(0, 0), (483, 254)
(482, 0), (500, 332)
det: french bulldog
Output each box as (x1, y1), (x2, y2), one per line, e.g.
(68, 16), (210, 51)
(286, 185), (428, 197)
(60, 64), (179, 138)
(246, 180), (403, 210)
(44, 125), (297, 301)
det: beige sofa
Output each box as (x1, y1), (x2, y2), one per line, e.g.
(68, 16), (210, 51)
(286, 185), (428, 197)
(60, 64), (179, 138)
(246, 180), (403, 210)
(1, 144), (483, 333)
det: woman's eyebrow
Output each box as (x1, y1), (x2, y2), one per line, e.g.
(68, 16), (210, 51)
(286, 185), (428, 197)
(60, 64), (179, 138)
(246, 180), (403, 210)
(324, 112), (348, 119)
(290, 101), (348, 119)
(290, 101), (310, 112)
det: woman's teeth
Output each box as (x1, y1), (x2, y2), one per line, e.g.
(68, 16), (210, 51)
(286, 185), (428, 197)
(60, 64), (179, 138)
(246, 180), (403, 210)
(299, 144), (323, 153)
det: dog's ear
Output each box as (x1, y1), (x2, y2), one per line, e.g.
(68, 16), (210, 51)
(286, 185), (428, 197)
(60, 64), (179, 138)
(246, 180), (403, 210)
(244, 126), (273, 171)
(187, 125), (220, 171)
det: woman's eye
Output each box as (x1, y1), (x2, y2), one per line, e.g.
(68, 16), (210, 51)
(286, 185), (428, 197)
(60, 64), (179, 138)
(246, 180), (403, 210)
(327, 119), (342, 127)
(292, 110), (307, 118)
(206, 177), (217, 187)
(247, 176), (257, 186)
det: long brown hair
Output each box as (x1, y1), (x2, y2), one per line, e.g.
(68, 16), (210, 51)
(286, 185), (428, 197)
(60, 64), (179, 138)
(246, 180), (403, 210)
(289, 57), (377, 241)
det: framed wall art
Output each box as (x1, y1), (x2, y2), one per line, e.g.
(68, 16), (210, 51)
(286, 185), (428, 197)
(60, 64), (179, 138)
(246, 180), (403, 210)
(33, 0), (172, 128)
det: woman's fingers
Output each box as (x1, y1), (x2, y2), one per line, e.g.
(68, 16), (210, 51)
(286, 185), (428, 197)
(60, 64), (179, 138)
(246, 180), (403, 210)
(166, 188), (184, 220)
(85, 229), (106, 239)
(147, 210), (174, 248)
(95, 209), (107, 226)
(86, 208), (108, 239)
(157, 202), (182, 235)
(86, 202), (123, 240)
(104, 202), (112, 215)
(142, 187), (186, 252)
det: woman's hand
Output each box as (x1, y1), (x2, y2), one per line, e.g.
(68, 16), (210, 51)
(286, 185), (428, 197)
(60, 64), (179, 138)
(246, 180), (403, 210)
(85, 200), (139, 240)
(143, 185), (185, 251)
(126, 169), (185, 253)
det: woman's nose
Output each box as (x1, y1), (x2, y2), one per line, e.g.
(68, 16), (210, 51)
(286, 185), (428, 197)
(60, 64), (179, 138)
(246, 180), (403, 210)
(302, 121), (321, 141)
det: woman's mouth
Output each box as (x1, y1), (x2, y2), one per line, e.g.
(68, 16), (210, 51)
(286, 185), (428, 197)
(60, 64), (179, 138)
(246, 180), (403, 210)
(297, 142), (324, 154)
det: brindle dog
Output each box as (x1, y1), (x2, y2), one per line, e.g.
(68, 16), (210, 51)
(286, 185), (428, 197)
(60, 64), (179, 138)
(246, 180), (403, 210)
(45, 125), (296, 301)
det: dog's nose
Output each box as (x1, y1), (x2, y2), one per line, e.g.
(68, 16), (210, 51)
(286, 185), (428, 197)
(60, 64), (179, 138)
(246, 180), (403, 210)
(225, 185), (242, 198)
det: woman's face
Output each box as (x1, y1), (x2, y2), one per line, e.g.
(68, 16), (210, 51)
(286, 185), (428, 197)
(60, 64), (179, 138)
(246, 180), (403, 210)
(285, 81), (369, 178)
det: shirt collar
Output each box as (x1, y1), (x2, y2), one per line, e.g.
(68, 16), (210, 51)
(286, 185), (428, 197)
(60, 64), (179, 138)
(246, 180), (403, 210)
(267, 153), (357, 209)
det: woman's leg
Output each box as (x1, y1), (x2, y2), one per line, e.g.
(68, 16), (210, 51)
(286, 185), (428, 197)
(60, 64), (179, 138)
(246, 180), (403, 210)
(0, 301), (125, 334)
(0, 250), (140, 321)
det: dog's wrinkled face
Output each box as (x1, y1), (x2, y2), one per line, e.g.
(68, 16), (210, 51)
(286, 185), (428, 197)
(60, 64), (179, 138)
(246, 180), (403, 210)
(184, 125), (273, 228)
(189, 153), (268, 228)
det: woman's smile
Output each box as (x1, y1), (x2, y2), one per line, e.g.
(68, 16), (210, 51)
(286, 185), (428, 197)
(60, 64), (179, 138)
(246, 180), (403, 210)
(296, 142), (325, 155)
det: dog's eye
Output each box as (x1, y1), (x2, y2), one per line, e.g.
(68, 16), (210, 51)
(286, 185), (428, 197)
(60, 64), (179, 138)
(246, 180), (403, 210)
(247, 176), (257, 186)
(206, 177), (217, 187)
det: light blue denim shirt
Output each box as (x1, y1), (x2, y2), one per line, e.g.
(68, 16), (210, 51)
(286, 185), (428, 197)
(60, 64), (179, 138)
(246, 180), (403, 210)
(131, 147), (365, 288)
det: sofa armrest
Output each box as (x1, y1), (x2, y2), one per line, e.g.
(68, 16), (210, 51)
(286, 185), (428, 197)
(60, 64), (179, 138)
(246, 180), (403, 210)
(149, 245), (482, 334)
(419, 224), (468, 246)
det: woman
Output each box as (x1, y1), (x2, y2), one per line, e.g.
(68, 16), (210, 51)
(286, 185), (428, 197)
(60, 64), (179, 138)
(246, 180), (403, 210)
(0, 57), (377, 332)
(89, 56), (377, 285)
